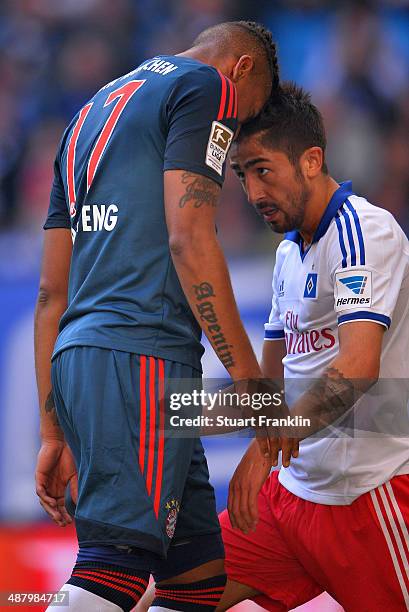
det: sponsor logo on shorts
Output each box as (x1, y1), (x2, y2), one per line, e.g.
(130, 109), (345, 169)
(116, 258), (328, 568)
(335, 270), (372, 311)
(205, 121), (234, 176)
(165, 498), (180, 539)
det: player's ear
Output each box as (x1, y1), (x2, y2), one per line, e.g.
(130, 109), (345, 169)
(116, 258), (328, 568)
(231, 55), (254, 82)
(301, 147), (323, 178)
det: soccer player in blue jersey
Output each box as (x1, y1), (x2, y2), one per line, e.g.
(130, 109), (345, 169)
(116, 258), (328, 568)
(34, 21), (281, 612)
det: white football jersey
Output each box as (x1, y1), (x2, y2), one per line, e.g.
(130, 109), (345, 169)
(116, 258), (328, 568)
(265, 181), (409, 504)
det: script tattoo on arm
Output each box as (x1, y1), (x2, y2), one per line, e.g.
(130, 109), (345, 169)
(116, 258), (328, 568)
(179, 172), (220, 209)
(44, 390), (60, 427)
(193, 281), (235, 369)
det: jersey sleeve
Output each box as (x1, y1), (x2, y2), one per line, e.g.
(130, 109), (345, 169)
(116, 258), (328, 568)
(264, 260), (285, 341)
(43, 155), (70, 230)
(164, 66), (238, 185)
(330, 202), (408, 329)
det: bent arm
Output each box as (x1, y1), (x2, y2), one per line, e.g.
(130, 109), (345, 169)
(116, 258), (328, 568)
(165, 170), (261, 382)
(290, 321), (384, 439)
(34, 228), (72, 441)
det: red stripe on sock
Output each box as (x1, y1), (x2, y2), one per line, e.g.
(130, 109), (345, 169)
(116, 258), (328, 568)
(217, 70), (227, 120)
(157, 587), (225, 595)
(87, 568), (148, 588)
(146, 356), (156, 496)
(139, 355), (147, 472)
(153, 358), (165, 517)
(72, 571), (145, 599)
(156, 592), (221, 604)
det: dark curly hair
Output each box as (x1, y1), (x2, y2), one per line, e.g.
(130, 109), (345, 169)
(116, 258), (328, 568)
(238, 81), (328, 174)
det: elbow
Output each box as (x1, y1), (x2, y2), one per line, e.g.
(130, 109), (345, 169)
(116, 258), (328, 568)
(168, 231), (214, 259)
(36, 282), (67, 311)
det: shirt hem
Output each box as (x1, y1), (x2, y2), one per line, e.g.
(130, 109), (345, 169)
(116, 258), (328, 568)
(278, 464), (409, 505)
(52, 337), (202, 372)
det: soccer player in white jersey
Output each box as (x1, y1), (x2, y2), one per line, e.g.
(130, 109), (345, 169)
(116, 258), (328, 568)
(216, 83), (409, 611)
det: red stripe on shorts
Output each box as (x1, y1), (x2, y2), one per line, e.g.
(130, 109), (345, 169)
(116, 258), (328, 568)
(139, 355), (147, 472)
(146, 357), (157, 495)
(153, 358), (165, 517)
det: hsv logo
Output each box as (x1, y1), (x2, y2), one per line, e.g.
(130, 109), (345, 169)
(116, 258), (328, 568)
(335, 270), (372, 311)
(303, 273), (318, 298)
(206, 121), (234, 176)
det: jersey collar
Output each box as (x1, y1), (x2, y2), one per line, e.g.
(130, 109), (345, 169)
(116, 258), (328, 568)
(285, 180), (354, 260)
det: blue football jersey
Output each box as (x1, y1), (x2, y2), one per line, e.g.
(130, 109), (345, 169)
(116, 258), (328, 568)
(44, 56), (238, 370)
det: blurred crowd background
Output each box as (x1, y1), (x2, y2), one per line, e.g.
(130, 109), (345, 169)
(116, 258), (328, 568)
(0, 1), (408, 608)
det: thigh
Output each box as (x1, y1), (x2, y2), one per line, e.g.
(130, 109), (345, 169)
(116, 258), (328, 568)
(220, 473), (322, 612)
(52, 348), (203, 559)
(279, 474), (409, 612)
(152, 437), (224, 581)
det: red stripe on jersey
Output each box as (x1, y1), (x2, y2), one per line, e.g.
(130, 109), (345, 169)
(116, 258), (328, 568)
(226, 79), (234, 118)
(139, 356), (147, 472)
(216, 70), (227, 120)
(146, 357), (156, 496)
(153, 358), (165, 517)
(67, 103), (93, 217)
(233, 83), (238, 119)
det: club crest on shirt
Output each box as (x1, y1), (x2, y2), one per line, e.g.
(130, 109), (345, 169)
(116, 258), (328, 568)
(303, 273), (318, 298)
(165, 498), (180, 538)
(205, 121), (234, 176)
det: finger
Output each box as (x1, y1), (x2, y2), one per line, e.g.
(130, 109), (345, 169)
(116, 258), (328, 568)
(39, 498), (67, 527)
(238, 482), (255, 534)
(267, 433), (280, 466)
(227, 481), (237, 529)
(281, 437), (293, 468)
(246, 481), (260, 530)
(230, 480), (249, 534)
(255, 428), (270, 458)
(36, 484), (58, 509)
(292, 439), (300, 458)
(70, 474), (79, 505)
(57, 502), (73, 525)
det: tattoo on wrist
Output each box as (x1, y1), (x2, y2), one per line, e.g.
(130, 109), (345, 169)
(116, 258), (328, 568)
(179, 172), (220, 209)
(44, 390), (60, 427)
(193, 281), (235, 369)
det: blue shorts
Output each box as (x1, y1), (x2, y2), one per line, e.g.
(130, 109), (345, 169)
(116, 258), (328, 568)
(51, 347), (221, 560)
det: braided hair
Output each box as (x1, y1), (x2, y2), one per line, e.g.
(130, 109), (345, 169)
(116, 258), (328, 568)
(231, 20), (280, 93)
(193, 20), (280, 94)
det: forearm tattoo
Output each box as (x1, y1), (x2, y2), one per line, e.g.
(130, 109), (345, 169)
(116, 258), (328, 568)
(178, 172), (220, 209)
(44, 390), (60, 427)
(193, 281), (235, 369)
(304, 366), (356, 429)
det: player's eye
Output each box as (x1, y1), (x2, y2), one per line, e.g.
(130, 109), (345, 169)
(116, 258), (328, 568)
(235, 171), (245, 182)
(257, 168), (269, 177)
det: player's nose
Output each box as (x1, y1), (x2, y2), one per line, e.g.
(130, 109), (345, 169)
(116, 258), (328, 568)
(246, 178), (266, 207)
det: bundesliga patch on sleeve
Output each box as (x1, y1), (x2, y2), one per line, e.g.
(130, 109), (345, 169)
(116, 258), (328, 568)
(205, 121), (234, 176)
(334, 269), (372, 311)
